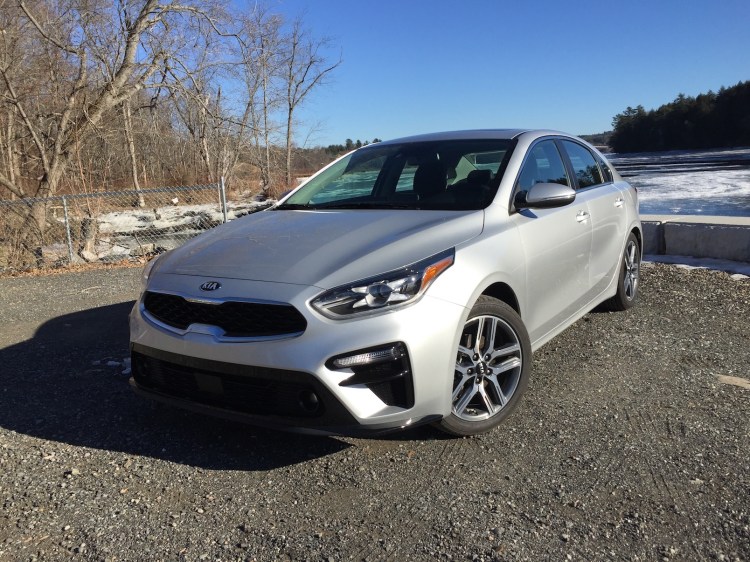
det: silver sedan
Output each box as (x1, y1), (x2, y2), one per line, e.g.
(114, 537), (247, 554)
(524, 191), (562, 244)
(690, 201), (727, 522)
(129, 129), (641, 436)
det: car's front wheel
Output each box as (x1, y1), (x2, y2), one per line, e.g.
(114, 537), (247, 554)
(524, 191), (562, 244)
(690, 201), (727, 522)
(438, 296), (531, 436)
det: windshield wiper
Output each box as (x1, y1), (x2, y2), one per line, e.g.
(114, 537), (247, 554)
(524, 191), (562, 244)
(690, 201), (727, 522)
(274, 203), (311, 210)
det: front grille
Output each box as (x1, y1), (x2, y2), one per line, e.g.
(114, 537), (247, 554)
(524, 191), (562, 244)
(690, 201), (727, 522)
(143, 291), (306, 337)
(132, 351), (323, 418)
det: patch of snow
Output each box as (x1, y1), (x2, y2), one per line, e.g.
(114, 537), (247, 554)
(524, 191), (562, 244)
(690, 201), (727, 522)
(42, 199), (274, 263)
(608, 146), (750, 159)
(98, 200), (271, 235)
(632, 169), (750, 202)
(606, 147), (750, 217)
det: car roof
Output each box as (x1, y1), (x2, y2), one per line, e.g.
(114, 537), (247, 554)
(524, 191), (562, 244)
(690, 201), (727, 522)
(377, 129), (568, 145)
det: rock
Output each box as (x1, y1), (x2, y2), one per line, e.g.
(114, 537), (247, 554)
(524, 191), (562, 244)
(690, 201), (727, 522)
(130, 243), (155, 257)
(79, 249), (98, 263)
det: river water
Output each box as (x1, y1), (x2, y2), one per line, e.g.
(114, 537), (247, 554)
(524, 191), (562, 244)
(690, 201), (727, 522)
(607, 147), (750, 217)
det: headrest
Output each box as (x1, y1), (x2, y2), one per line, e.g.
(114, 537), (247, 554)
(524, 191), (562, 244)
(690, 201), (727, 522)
(413, 160), (447, 198)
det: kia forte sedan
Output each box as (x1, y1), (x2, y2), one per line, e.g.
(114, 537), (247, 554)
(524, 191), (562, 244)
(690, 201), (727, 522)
(129, 130), (641, 436)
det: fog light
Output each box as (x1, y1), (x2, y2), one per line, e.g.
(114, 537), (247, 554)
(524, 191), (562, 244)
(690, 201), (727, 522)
(331, 344), (406, 369)
(327, 343), (414, 409)
(298, 390), (320, 413)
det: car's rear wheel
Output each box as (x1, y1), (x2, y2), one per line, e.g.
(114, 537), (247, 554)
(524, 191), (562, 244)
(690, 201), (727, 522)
(605, 232), (640, 311)
(438, 296), (531, 436)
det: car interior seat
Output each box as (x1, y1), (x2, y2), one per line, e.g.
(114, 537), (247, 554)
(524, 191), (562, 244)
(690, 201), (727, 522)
(413, 159), (447, 200)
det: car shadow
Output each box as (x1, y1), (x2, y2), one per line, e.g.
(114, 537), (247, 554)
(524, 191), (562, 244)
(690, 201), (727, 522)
(0, 301), (352, 470)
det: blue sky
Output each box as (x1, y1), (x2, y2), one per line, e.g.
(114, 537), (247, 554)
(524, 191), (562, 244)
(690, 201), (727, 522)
(266, 0), (750, 146)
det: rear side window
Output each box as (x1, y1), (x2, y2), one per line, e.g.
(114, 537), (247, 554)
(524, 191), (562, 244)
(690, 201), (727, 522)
(561, 140), (603, 189)
(395, 162), (418, 192)
(596, 155), (613, 183)
(517, 140), (570, 191)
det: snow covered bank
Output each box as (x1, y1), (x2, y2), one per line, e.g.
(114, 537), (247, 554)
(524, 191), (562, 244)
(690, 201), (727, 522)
(41, 199), (274, 264)
(98, 199), (272, 237)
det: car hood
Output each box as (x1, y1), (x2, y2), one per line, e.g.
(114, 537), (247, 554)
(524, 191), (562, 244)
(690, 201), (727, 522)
(156, 209), (484, 288)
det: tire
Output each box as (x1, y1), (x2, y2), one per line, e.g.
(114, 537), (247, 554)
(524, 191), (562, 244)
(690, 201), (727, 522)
(437, 296), (531, 437)
(604, 232), (641, 312)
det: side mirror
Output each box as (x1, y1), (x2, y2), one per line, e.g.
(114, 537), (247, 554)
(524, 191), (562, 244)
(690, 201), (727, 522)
(515, 182), (576, 209)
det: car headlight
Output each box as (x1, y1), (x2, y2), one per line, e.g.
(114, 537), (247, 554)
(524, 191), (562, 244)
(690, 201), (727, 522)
(311, 249), (454, 319)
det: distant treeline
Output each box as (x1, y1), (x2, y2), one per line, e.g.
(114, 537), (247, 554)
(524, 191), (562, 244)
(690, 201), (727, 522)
(324, 138), (382, 156)
(579, 132), (612, 147)
(610, 80), (750, 153)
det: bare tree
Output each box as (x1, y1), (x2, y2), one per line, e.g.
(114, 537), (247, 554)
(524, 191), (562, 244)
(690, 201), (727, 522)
(280, 19), (340, 188)
(168, 75), (215, 182)
(0, 0), (228, 234)
(0, 0), (344, 269)
(122, 99), (145, 206)
(236, 6), (284, 195)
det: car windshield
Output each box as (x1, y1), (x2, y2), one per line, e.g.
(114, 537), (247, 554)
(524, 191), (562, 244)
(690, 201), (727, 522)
(277, 139), (514, 211)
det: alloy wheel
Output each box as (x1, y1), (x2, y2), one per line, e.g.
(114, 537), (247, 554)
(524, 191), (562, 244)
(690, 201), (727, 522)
(452, 315), (523, 421)
(623, 239), (640, 300)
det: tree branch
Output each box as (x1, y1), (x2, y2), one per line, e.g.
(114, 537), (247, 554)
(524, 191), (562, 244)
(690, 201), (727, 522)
(18, 1), (81, 55)
(0, 66), (50, 176)
(0, 171), (25, 198)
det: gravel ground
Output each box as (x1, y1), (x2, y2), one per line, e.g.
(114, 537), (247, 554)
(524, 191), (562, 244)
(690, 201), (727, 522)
(0, 263), (748, 562)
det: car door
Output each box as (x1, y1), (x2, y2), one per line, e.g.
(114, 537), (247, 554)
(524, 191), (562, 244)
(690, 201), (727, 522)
(559, 140), (627, 296)
(511, 139), (593, 344)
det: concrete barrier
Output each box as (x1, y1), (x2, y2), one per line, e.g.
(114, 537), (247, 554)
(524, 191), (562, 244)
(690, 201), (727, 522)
(641, 215), (750, 262)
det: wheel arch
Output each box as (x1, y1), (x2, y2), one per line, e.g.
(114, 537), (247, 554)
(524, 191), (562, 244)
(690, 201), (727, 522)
(480, 282), (521, 317)
(631, 225), (643, 255)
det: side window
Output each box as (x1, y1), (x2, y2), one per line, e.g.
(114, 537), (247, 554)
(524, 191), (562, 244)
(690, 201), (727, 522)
(561, 140), (603, 189)
(395, 161), (418, 192)
(517, 140), (570, 191)
(596, 155), (613, 183)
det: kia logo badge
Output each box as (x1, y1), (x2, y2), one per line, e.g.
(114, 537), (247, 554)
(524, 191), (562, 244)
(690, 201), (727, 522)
(200, 281), (222, 291)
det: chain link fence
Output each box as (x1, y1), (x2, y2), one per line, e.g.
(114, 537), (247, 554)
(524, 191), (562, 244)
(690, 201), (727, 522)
(0, 180), (272, 273)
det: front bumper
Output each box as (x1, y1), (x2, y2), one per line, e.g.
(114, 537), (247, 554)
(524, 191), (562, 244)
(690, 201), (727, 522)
(129, 273), (468, 434)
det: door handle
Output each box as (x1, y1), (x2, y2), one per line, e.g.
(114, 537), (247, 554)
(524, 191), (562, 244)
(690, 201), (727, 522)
(614, 197), (624, 208)
(576, 210), (589, 223)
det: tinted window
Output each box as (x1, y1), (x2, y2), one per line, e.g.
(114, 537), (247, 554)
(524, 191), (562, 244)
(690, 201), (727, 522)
(596, 154), (613, 183)
(562, 141), (603, 189)
(395, 162), (418, 192)
(517, 140), (570, 191)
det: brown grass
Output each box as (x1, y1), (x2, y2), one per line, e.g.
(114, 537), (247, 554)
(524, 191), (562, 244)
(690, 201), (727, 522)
(0, 257), (149, 279)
